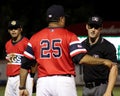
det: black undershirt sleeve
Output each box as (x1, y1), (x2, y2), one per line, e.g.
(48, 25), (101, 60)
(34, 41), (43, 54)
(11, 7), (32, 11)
(72, 53), (86, 64)
(21, 56), (36, 70)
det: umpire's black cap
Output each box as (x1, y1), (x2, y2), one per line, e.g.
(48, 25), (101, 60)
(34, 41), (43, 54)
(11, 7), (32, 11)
(88, 16), (103, 27)
(8, 20), (22, 29)
(46, 4), (66, 22)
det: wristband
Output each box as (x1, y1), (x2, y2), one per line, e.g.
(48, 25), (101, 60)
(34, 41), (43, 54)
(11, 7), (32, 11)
(30, 73), (35, 78)
(19, 86), (26, 90)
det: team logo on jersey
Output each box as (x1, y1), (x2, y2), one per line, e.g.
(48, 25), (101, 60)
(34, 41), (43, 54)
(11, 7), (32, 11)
(6, 53), (23, 65)
(77, 44), (82, 48)
(50, 29), (54, 32)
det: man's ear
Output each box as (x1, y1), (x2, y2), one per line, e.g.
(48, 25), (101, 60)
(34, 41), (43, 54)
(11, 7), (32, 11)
(99, 26), (103, 30)
(8, 30), (10, 33)
(20, 28), (23, 32)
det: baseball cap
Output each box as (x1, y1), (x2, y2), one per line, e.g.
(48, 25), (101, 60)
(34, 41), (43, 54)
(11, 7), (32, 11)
(88, 16), (103, 27)
(46, 4), (66, 22)
(8, 20), (22, 29)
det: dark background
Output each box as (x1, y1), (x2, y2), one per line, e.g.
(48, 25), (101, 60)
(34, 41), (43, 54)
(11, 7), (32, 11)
(0, 0), (120, 59)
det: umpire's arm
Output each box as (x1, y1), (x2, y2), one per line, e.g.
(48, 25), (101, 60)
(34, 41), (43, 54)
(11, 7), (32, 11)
(72, 54), (113, 68)
(104, 63), (118, 96)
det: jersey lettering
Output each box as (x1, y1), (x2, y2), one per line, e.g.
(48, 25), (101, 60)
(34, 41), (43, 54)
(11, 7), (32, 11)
(6, 53), (23, 64)
(40, 39), (62, 58)
(11, 55), (21, 63)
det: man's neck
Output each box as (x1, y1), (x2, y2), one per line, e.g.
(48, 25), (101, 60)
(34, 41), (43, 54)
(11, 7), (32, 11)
(12, 35), (22, 43)
(89, 36), (99, 45)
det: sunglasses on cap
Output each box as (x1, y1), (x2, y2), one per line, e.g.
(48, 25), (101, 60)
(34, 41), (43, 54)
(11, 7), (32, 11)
(88, 24), (102, 29)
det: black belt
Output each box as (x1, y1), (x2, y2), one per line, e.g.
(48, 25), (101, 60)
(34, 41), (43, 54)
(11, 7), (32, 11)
(48, 74), (73, 77)
(52, 74), (72, 77)
(85, 81), (107, 88)
(58, 74), (72, 77)
(9, 74), (19, 77)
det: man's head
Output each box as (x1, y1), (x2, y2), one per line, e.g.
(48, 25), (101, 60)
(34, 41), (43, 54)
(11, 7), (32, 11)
(46, 4), (66, 22)
(86, 16), (103, 39)
(8, 20), (23, 39)
(87, 16), (103, 29)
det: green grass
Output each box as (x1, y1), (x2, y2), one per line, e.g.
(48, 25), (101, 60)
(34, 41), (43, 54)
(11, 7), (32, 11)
(0, 86), (5, 95)
(0, 86), (120, 96)
(113, 86), (120, 96)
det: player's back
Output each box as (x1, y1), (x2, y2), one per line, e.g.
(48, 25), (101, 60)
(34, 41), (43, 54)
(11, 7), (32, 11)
(29, 27), (79, 77)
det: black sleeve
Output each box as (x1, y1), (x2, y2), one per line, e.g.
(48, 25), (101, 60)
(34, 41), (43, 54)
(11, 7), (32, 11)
(72, 53), (86, 64)
(21, 56), (36, 70)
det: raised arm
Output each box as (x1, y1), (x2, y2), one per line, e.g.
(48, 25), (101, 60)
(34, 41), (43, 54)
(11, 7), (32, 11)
(73, 54), (113, 68)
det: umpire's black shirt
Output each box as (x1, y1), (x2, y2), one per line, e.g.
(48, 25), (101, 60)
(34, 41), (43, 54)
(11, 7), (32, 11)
(81, 36), (117, 83)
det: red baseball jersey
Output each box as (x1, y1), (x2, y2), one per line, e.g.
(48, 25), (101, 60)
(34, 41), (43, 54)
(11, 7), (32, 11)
(24, 28), (87, 77)
(5, 37), (29, 76)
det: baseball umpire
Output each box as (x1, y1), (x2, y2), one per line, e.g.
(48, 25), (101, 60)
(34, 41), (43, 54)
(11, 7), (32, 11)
(81, 16), (118, 96)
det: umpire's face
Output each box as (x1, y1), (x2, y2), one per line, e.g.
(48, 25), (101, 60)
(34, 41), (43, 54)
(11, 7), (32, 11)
(86, 24), (102, 39)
